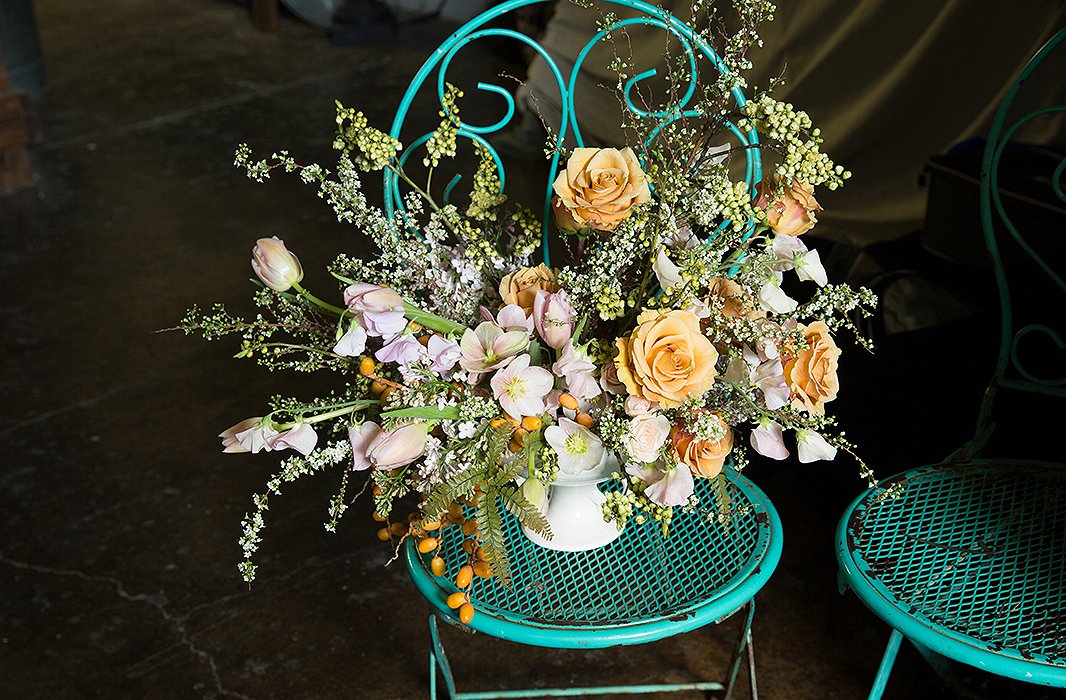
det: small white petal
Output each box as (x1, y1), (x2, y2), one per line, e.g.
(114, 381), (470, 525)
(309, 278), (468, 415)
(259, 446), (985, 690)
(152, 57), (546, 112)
(797, 430), (838, 463)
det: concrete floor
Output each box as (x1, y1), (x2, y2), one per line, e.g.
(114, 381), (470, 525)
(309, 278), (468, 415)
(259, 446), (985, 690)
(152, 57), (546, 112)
(1, 1), (1063, 698)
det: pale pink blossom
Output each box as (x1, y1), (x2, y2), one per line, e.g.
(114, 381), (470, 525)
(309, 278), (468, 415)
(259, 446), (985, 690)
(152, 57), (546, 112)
(375, 334), (426, 368)
(552, 343), (600, 400)
(219, 417), (262, 453)
(772, 235), (827, 286)
(348, 422), (382, 471)
(333, 324), (367, 357)
(599, 362), (626, 394)
(625, 413), (671, 463)
(754, 359), (790, 411)
(797, 429), (838, 463)
(427, 335), (461, 375)
(532, 289), (575, 350)
(361, 310), (407, 339)
(624, 395), (656, 417)
(495, 304), (534, 334)
(491, 354), (554, 419)
(219, 416), (278, 454)
(251, 237), (303, 292)
(545, 417), (604, 475)
(750, 420), (789, 460)
(459, 321), (529, 373)
(267, 423), (319, 456)
(625, 462), (694, 507)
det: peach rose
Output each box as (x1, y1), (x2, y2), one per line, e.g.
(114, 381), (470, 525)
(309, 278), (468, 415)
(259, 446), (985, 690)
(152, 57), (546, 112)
(552, 147), (652, 231)
(783, 321), (840, 414)
(706, 277), (765, 320)
(671, 419), (733, 479)
(499, 264), (558, 315)
(615, 309), (718, 409)
(755, 178), (821, 236)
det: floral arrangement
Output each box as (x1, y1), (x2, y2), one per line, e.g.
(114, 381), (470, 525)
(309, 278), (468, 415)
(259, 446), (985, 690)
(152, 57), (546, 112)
(180, 1), (878, 621)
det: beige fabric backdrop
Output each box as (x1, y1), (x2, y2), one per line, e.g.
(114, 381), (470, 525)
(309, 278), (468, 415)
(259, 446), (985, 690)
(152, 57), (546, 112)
(523, 1), (1065, 245)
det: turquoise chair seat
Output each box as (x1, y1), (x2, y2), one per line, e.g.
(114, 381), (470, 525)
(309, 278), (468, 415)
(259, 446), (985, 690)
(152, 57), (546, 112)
(836, 27), (1066, 698)
(406, 473), (782, 698)
(837, 460), (1066, 693)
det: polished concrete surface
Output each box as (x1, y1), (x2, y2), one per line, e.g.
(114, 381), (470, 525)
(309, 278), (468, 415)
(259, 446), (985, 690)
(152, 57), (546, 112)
(1, 1), (1063, 698)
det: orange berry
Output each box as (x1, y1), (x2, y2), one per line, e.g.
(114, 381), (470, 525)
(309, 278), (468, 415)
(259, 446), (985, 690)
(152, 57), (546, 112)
(446, 591), (468, 609)
(576, 412), (594, 429)
(459, 602), (475, 624)
(461, 518), (478, 536)
(559, 393), (579, 410)
(390, 522), (408, 537)
(417, 334), (431, 346)
(409, 322), (423, 332)
(489, 417), (509, 430)
(475, 546), (489, 561)
(421, 518), (442, 531)
(456, 565), (473, 589)
(461, 540), (477, 555)
(372, 511), (387, 522)
(504, 414), (520, 427)
(430, 556), (446, 577)
(473, 561), (492, 579)
(376, 528), (391, 542)
(521, 416), (542, 432)
(417, 537), (439, 554)
(507, 439), (522, 453)
(370, 380), (386, 395)
(359, 356), (376, 377)
(380, 387), (395, 400)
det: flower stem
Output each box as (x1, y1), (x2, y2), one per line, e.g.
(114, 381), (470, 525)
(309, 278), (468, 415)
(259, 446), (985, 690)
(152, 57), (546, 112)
(292, 282), (347, 316)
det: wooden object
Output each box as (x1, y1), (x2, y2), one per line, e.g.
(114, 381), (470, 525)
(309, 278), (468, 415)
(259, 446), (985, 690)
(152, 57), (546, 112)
(0, 52), (34, 193)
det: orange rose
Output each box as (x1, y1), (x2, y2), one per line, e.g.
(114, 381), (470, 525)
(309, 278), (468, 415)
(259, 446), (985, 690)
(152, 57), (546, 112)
(671, 419), (733, 478)
(783, 321), (840, 414)
(552, 147), (652, 231)
(499, 264), (558, 315)
(706, 277), (765, 320)
(755, 178), (821, 236)
(615, 309), (718, 409)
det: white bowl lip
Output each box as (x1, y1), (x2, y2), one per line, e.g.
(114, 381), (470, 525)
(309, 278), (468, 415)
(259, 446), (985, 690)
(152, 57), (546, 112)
(548, 451), (621, 487)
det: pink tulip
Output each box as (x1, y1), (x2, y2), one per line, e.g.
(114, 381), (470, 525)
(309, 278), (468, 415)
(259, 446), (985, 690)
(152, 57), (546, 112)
(349, 421), (430, 471)
(252, 237), (304, 292)
(343, 283), (404, 313)
(532, 289), (575, 350)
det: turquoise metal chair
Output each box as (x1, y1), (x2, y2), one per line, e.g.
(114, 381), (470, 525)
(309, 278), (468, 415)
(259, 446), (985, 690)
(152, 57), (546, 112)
(836, 28), (1066, 699)
(406, 473), (781, 699)
(390, 2), (780, 696)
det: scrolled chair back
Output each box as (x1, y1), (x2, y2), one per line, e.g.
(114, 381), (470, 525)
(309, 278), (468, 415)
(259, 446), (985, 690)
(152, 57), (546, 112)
(383, 0), (763, 266)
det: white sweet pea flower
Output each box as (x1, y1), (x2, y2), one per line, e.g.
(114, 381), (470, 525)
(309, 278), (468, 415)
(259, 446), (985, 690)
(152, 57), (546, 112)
(652, 247), (684, 291)
(796, 429), (838, 463)
(794, 248), (828, 286)
(750, 420), (789, 460)
(333, 323), (367, 357)
(544, 417), (605, 475)
(758, 274), (799, 315)
(753, 358), (790, 410)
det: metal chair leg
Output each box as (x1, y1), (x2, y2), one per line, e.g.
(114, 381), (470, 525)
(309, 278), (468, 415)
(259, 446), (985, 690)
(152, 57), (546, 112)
(868, 629), (903, 700)
(429, 613), (459, 700)
(722, 599), (757, 700)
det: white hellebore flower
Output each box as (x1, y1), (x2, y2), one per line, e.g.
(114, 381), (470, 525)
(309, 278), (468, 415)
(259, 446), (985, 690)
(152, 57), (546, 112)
(544, 417), (605, 475)
(796, 429), (838, 463)
(490, 354), (554, 419)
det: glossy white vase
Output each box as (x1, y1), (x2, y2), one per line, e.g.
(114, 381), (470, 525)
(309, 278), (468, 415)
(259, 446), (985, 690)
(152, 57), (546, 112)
(521, 452), (624, 552)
